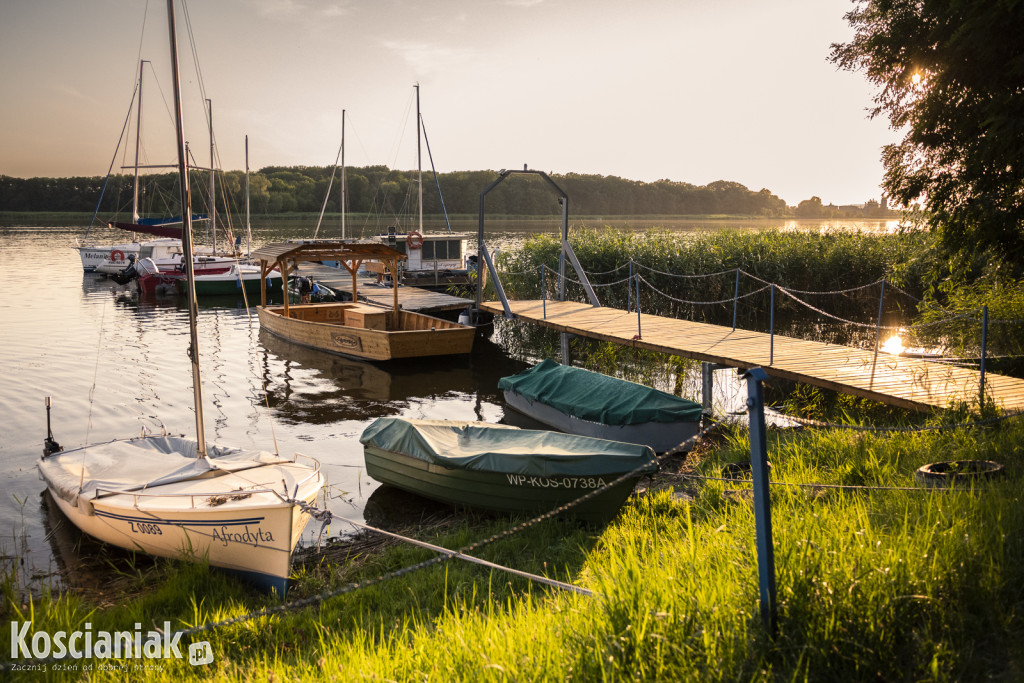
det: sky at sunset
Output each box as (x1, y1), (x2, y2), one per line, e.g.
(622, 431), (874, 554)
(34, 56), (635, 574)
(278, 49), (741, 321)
(0, 0), (897, 206)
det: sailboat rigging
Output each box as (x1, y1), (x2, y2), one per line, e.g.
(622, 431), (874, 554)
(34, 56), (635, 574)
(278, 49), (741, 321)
(39, 0), (325, 593)
(367, 85), (474, 290)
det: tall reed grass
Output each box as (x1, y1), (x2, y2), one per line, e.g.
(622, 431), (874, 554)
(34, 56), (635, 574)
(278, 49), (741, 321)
(491, 228), (935, 366)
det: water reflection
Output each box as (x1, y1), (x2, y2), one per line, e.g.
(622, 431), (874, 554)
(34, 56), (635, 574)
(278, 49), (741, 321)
(258, 330), (525, 424)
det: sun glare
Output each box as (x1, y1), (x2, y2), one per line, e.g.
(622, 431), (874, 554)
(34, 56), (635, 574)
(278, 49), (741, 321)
(881, 335), (906, 355)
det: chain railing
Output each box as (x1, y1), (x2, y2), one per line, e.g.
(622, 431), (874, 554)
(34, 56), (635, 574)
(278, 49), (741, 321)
(497, 259), (1018, 408)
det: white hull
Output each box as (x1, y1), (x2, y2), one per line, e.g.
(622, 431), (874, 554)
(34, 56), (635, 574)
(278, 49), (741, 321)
(77, 243), (140, 273)
(503, 389), (700, 454)
(39, 437), (324, 592)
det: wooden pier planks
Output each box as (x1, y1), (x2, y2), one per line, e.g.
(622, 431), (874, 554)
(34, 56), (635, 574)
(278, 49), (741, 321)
(482, 299), (1024, 413)
(299, 263), (472, 313)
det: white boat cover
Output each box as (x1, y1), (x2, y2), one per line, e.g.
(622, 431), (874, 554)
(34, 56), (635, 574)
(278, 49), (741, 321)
(39, 435), (292, 506)
(136, 257), (159, 276)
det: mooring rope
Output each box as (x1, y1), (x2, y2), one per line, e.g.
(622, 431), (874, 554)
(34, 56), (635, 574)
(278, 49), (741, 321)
(337, 515), (596, 596)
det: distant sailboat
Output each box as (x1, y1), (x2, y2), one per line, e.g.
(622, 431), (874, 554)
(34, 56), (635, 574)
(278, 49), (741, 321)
(78, 63), (236, 274)
(41, 0), (324, 593)
(367, 85), (474, 290)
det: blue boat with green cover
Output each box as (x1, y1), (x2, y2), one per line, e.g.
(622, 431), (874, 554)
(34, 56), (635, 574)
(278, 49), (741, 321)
(498, 359), (703, 453)
(360, 418), (658, 521)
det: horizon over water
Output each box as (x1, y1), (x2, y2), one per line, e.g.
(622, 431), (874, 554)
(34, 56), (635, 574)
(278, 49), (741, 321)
(0, 217), (899, 593)
(0, 224), (522, 593)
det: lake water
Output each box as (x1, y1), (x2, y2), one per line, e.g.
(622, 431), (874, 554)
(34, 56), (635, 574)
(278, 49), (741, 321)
(0, 224), (532, 591)
(0, 217), (899, 591)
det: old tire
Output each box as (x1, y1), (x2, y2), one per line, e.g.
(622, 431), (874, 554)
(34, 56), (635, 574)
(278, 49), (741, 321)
(914, 460), (1004, 488)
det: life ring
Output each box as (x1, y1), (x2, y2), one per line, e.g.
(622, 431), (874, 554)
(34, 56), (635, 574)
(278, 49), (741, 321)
(406, 231), (424, 250)
(110, 249), (125, 262)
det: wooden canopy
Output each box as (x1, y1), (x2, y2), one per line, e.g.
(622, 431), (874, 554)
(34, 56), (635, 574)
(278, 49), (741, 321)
(252, 241), (407, 312)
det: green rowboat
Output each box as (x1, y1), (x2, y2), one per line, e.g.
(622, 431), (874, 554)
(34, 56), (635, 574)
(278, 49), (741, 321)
(360, 417), (658, 521)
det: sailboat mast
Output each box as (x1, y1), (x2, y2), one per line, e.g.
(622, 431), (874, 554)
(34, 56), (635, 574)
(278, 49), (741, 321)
(245, 135), (251, 256)
(207, 98), (217, 254)
(314, 112), (344, 240)
(131, 60), (146, 223)
(167, 0), (207, 457)
(416, 84), (423, 234)
(341, 109), (346, 241)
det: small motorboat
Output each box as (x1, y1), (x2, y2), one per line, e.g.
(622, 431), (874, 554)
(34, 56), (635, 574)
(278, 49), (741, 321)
(177, 262), (284, 297)
(360, 417), (658, 521)
(498, 359), (703, 453)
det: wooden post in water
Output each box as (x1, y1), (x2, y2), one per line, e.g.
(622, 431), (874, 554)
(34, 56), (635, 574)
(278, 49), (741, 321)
(743, 367), (777, 635)
(701, 363), (714, 415)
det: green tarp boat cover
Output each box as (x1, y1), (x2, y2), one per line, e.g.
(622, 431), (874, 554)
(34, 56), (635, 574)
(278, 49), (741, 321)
(498, 359), (703, 426)
(360, 418), (657, 477)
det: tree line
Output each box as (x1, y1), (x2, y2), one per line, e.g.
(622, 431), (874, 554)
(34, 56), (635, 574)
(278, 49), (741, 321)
(0, 167), (895, 220)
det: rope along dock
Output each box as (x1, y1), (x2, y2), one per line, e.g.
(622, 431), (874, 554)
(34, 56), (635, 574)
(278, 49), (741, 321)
(481, 299), (1024, 412)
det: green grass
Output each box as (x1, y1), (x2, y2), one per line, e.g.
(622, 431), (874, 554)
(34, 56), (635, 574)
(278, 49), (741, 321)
(7, 225), (1024, 680)
(5, 414), (1023, 681)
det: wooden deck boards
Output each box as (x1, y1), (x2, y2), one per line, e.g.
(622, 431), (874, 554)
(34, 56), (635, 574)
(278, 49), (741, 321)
(298, 263), (472, 313)
(483, 299), (1024, 412)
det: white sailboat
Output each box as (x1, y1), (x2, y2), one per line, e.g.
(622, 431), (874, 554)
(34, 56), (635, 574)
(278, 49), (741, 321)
(78, 63), (236, 274)
(75, 59), (149, 273)
(39, 0), (324, 594)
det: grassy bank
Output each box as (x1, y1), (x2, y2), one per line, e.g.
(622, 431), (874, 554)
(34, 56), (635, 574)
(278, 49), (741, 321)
(6, 226), (1024, 680)
(494, 226), (933, 315)
(4, 415), (1023, 681)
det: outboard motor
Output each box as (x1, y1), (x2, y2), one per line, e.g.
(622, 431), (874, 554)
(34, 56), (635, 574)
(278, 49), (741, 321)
(110, 252), (139, 285)
(111, 255), (159, 285)
(43, 397), (62, 456)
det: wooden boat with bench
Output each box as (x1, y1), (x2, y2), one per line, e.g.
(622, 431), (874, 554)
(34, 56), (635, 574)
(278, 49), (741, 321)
(252, 241), (475, 361)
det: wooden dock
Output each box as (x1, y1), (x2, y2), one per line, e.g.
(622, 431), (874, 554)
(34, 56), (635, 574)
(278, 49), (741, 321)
(298, 263), (472, 313)
(481, 299), (1024, 413)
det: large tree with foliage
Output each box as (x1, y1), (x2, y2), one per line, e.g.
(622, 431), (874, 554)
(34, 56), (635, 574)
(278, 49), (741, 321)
(830, 1), (1024, 279)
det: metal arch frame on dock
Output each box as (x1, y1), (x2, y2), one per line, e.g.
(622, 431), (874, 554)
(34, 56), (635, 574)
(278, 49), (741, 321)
(473, 166), (599, 323)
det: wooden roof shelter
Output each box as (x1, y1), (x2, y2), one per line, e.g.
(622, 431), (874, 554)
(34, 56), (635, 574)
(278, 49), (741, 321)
(251, 241), (407, 316)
